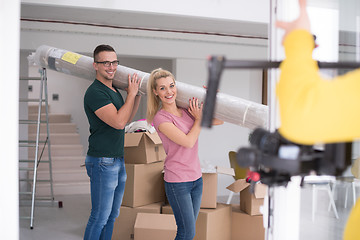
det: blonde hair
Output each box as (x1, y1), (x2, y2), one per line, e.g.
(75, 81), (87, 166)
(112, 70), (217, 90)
(146, 68), (175, 124)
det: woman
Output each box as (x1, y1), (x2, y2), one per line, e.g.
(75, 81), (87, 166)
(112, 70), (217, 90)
(276, 0), (360, 239)
(146, 68), (222, 240)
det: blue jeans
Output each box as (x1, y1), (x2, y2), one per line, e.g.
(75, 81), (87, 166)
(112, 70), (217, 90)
(165, 177), (203, 240)
(84, 156), (127, 240)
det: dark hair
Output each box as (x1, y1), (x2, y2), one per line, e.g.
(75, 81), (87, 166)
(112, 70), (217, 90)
(93, 44), (116, 61)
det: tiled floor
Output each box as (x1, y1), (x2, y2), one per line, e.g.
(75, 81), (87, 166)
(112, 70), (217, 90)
(299, 185), (352, 240)
(20, 194), (90, 240)
(19, 183), (355, 240)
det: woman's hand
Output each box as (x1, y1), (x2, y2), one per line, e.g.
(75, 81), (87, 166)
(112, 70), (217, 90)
(188, 97), (203, 121)
(276, 0), (311, 42)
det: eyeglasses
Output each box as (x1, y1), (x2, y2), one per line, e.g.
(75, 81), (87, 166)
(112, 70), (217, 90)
(95, 60), (119, 67)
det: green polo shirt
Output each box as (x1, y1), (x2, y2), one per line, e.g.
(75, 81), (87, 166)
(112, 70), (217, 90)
(84, 79), (125, 157)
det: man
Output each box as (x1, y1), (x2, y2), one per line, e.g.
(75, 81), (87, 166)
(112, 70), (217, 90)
(276, 0), (360, 239)
(83, 44), (141, 240)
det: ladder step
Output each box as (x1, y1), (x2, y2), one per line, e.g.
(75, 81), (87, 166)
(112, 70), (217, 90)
(19, 77), (42, 81)
(19, 144), (37, 147)
(28, 114), (71, 123)
(19, 159), (50, 163)
(30, 133), (80, 145)
(19, 140), (47, 144)
(28, 123), (77, 134)
(19, 120), (47, 124)
(19, 167), (37, 171)
(19, 98), (45, 102)
(20, 197), (54, 202)
(19, 197), (54, 201)
(28, 145), (84, 158)
(19, 179), (52, 182)
(19, 179), (36, 182)
(19, 192), (32, 195)
(20, 199), (59, 208)
(35, 197), (54, 201)
(19, 143), (46, 147)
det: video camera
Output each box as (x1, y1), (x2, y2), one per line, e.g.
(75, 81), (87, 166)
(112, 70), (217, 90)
(201, 56), (356, 186)
(236, 128), (352, 187)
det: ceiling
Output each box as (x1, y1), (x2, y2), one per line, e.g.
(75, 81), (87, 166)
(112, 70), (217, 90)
(20, 3), (268, 39)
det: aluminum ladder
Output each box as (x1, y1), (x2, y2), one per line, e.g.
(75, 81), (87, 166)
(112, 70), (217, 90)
(19, 68), (62, 229)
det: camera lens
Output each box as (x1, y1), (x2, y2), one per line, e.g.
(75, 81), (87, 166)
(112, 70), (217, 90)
(249, 128), (280, 155)
(237, 147), (259, 168)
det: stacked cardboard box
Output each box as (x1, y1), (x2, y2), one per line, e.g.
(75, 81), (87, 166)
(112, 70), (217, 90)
(123, 132), (167, 208)
(227, 179), (267, 240)
(201, 166), (235, 209)
(123, 132), (166, 164)
(134, 213), (177, 240)
(162, 203), (231, 240)
(112, 132), (166, 240)
(113, 131), (265, 239)
(122, 162), (165, 208)
(231, 206), (264, 240)
(112, 203), (163, 240)
(200, 173), (218, 208)
(161, 167), (234, 240)
(226, 179), (267, 216)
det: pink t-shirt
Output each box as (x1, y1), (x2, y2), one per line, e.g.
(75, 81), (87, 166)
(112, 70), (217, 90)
(153, 108), (202, 183)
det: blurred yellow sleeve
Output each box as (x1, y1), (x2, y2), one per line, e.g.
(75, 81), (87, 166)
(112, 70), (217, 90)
(343, 199), (360, 240)
(276, 30), (360, 145)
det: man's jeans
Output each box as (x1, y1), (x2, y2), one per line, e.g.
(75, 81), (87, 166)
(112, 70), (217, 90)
(165, 177), (203, 240)
(84, 156), (126, 240)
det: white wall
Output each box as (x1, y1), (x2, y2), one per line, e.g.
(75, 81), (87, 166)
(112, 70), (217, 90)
(21, 10), (267, 197)
(21, 0), (270, 23)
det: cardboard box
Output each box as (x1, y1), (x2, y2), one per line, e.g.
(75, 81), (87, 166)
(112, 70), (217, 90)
(124, 132), (166, 164)
(112, 202), (162, 240)
(201, 167), (234, 209)
(201, 173), (218, 208)
(122, 161), (165, 207)
(163, 167), (233, 209)
(162, 172), (217, 208)
(226, 179), (267, 216)
(231, 206), (265, 240)
(162, 203), (231, 240)
(134, 213), (177, 240)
